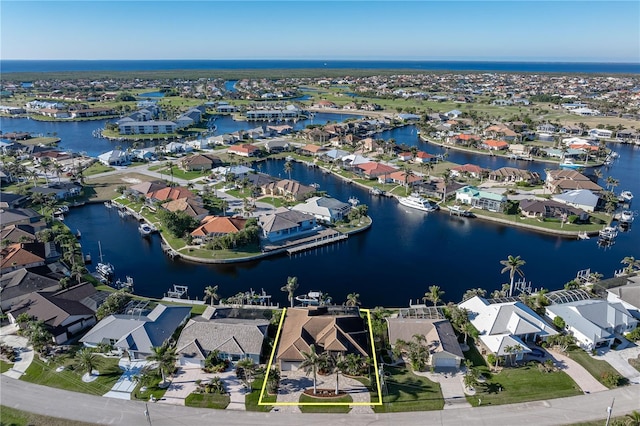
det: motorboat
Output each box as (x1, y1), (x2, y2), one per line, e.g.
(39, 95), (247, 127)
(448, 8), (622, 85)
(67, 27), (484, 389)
(598, 226), (618, 241)
(369, 187), (385, 196)
(449, 204), (474, 217)
(139, 223), (155, 236)
(559, 159), (582, 169)
(398, 193), (439, 212)
(619, 210), (634, 224)
(619, 191), (633, 203)
(295, 291), (329, 306)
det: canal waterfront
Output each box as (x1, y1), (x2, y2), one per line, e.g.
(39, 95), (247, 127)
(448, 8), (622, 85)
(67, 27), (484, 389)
(64, 142), (640, 308)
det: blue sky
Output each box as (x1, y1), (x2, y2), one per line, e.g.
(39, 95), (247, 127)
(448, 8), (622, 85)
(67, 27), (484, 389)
(1, 1), (639, 62)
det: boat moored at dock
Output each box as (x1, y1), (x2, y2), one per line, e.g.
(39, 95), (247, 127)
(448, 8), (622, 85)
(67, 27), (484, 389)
(398, 193), (439, 212)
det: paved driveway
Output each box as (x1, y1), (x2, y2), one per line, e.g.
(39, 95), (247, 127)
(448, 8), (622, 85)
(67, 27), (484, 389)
(548, 349), (608, 393)
(594, 344), (640, 385)
(414, 368), (472, 409)
(103, 359), (149, 400)
(0, 324), (34, 380)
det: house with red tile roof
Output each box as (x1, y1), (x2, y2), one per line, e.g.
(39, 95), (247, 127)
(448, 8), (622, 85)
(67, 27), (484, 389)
(447, 134), (481, 146)
(299, 144), (327, 156)
(228, 143), (260, 157)
(451, 164), (487, 179)
(1, 243), (47, 274)
(147, 186), (196, 203)
(356, 162), (397, 179)
(313, 100), (338, 109)
(414, 151), (436, 164)
(190, 216), (248, 244)
(482, 139), (509, 151)
(388, 170), (423, 186)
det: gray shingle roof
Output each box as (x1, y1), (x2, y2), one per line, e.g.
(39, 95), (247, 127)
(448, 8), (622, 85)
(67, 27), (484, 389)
(176, 318), (268, 359)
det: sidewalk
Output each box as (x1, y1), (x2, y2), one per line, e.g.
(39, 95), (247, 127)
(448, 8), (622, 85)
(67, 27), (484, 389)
(0, 324), (34, 380)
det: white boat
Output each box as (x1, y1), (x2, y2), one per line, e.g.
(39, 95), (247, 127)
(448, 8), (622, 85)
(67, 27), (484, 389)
(295, 290), (330, 306)
(96, 241), (114, 281)
(139, 223), (155, 236)
(398, 194), (439, 212)
(449, 204), (474, 217)
(559, 159), (582, 169)
(619, 191), (633, 203)
(619, 210), (634, 224)
(577, 231), (590, 240)
(54, 205), (69, 215)
(598, 226), (618, 241)
(369, 187), (385, 196)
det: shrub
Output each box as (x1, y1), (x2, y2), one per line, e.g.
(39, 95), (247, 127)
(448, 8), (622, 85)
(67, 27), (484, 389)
(601, 371), (622, 388)
(553, 316), (566, 330)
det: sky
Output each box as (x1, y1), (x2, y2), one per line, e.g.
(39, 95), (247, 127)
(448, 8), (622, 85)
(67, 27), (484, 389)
(1, 1), (639, 62)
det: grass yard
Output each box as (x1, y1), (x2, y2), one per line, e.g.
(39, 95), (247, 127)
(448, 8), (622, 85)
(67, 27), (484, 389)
(83, 162), (114, 176)
(468, 362), (582, 406)
(131, 375), (168, 401)
(20, 355), (122, 396)
(185, 393), (231, 409)
(566, 348), (626, 388)
(299, 393), (353, 413)
(0, 406), (99, 426)
(246, 375), (276, 412)
(373, 366), (444, 413)
(1, 360), (14, 373)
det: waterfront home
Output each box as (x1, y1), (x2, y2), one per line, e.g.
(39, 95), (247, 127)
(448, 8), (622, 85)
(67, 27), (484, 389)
(291, 196), (352, 224)
(264, 139), (291, 153)
(606, 277), (640, 320)
(386, 317), (464, 369)
(190, 216), (248, 244)
(488, 167), (540, 185)
(147, 185), (197, 204)
(537, 123), (557, 133)
(0, 192), (28, 209)
(299, 144), (327, 156)
(455, 186), (506, 212)
(216, 104), (237, 113)
(301, 128), (332, 143)
(0, 224), (37, 244)
(313, 100), (338, 109)
(129, 181), (167, 198)
(589, 128), (613, 139)
(80, 304), (191, 360)
(163, 142), (191, 154)
(179, 154), (222, 171)
(341, 154), (372, 169)
(30, 182), (82, 200)
(266, 125), (294, 136)
(397, 152), (413, 162)
(542, 148), (584, 159)
(176, 307), (268, 366)
(9, 283), (99, 345)
(459, 296), (557, 361)
(519, 199), (589, 221)
(483, 125), (517, 141)
(321, 149), (350, 162)
(388, 170), (423, 187)
(545, 299), (637, 350)
(258, 208), (318, 243)
(481, 139), (509, 151)
(207, 134), (237, 146)
(69, 107), (116, 119)
(0, 267), (60, 311)
(276, 306), (370, 371)
(213, 165), (254, 181)
(451, 164), (487, 180)
(0, 208), (43, 228)
(545, 170), (603, 194)
(131, 148), (157, 162)
(262, 179), (315, 201)
(1, 242), (47, 273)
(161, 198), (208, 220)
(551, 189), (599, 213)
(396, 113), (421, 122)
(228, 143), (260, 157)
(357, 162), (397, 180)
(414, 151), (437, 164)
(447, 133), (481, 147)
(360, 137), (384, 154)
(560, 125), (582, 135)
(98, 149), (131, 167)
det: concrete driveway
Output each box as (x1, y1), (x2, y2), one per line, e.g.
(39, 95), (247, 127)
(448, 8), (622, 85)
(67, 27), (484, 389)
(594, 344), (640, 385)
(414, 368), (472, 409)
(0, 324), (34, 380)
(547, 349), (608, 393)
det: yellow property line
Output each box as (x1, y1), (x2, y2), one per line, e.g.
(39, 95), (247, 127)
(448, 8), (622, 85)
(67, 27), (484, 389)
(259, 307), (382, 406)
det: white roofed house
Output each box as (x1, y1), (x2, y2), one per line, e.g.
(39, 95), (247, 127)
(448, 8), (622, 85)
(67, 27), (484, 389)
(552, 189), (600, 212)
(97, 149), (131, 166)
(291, 196), (352, 223)
(459, 296), (557, 362)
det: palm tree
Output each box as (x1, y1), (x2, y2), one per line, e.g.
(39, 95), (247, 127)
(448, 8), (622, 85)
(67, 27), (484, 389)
(500, 255), (526, 297)
(284, 160), (293, 180)
(300, 344), (321, 395)
(402, 165), (415, 195)
(621, 256), (640, 274)
(76, 348), (97, 375)
(345, 292), (361, 307)
(147, 342), (177, 385)
(281, 276), (298, 308)
(329, 353), (348, 395)
(462, 288), (486, 302)
(236, 357), (257, 388)
(423, 285), (444, 306)
(204, 285), (220, 306)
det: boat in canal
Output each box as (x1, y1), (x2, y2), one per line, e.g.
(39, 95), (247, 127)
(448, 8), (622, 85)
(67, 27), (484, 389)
(619, 191), (634, 204)
(598, 226), (618, 241)
(295, 290), (329, 306)
(139, 223), (155, 236)
(619, 210), (635, 224)
(559, 158), (582, 170)
(96, 241), (114, 282)
(449, 204), (474, 217)
(398, 193), (439, 212)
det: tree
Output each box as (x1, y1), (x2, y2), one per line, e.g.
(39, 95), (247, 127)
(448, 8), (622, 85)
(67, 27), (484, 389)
(621, 256), (640, 275)
(284, 160), (293, 181)
(281, 276), (298, 308)
(423, 285), (444, 306)
(204, 285), (220, 306)
(553, 316), (566, 330)
(147, 342), (177, 385)
(236, 357), (256, 389)
(96, 290), (131, 320)
(76, 348), (97, 375)
(500, 255), (526, 297)
(21, 320), (52, 354)
(266, 367), (281, 394)
(345, 292), (361, 307)
(461, 288), (486, 302)
(300, 344), (321, 394)
(328, 353), (348, 395)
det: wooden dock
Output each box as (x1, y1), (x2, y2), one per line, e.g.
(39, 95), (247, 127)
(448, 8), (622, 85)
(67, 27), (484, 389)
(286, 233), (348, 255)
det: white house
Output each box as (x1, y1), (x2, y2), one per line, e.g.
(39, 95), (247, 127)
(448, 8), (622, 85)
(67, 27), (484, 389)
(552, 189), (599, 212)
(606, 278), (640, 320)
(588, 129), (613, 139)
(546, 299), (637, 350)
(97, 150), (131, 166)
(290, 196), (352, 223)
(459, 296), (557, 361)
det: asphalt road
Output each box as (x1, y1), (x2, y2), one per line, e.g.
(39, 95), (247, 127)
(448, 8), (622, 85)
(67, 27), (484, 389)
(2, 376), (639, 425)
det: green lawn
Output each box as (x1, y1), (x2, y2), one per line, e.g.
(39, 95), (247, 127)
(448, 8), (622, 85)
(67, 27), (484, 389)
(566, 348), (626, 388)
(0, 405), (99, 426)
(373, 366), (444, 413)
(20, 355), (122, 396)
(246, 375), (276, 412)
(299, 393), (353, 413)
(131, 375), (168, 401)
(83, 163), (114, 176)
(185, 393), (230, 409)
(1, 360), (14, 373)
(468, 362), (582, 406)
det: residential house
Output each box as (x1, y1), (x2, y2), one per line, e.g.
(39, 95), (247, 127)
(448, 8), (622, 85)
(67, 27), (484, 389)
(482, 139), (509, 151)
(545, 170), (603, 194)
(228, 143), (260, 157)
(29, 182), (82, 200)
(545, 299), (637, 350)
(97, 150), (131, 166)
(447, 134), (481, 147)
(147, 186), (197, 204)
(0, 267), (60, 311)
(386, 318), (464, 369)
(190, 216), (248, 244)
(80, 304), (191, 360)
(176, 307), (268, 366)
(258, 208), (317, 242)
(0, 224), (37, 244)
(0, 192), (29, 209)
(451, 164), (486, 179)
(262, 179), (315, 201)
(264, 139), (291, 153)
(459, 296), (557, 361)
(356, 162), (397, 180)
(161, 198), (208, 220)
(1, 242), (47, 273)
(519, 199), (589, 221)
(0, 208), (43, 228)
(291, 196), (352, 223)
(8, 283), (99, 344)
(117, 119), (177, 135)
(488, 167), (540, 185)
(276, 307), (370, 371)
(388, 170), (423, 187)
(299, 144), (327, 156)
(414, 151), (436, 164)
(455, 186), (506, 212)
(606, 278), (640, 320)
(180, 154), (222, 171)
(484, 125), (517, 141)
(397, 152), (413, 162)
(588, 129), (613, 139)
(129, 181), (167, 198)
(213, 165), (254, 182)
(552, 189), (600, 213)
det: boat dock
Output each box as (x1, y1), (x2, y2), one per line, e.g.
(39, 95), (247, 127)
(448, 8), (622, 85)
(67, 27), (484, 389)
(285, 231), (348, 255)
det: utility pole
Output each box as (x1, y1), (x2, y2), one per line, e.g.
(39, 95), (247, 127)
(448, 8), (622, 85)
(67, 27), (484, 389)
(605, 398), (615, 426)
(144, 402), (153, 426)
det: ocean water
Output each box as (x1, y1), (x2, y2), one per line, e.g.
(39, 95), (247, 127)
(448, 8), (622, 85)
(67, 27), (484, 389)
(2, 60), (639, 74)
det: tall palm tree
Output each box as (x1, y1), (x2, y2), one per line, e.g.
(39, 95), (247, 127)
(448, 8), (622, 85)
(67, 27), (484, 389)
(76, 348), (97, 375)
(329, 353), (348, 395)
(500, 255), (526, 297)
(281, 276), (298, 308)
(621, 256), (640, 274)
(204, 285), (220, 306)
(284, 160), (293, 180)
(300, 344), (321, 395)
(423, 285), (444, 306)
(345, 292), (361, 307)
(147, 343), (177, 385)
